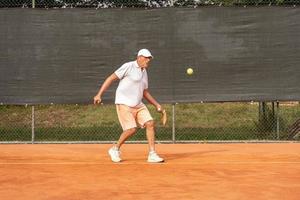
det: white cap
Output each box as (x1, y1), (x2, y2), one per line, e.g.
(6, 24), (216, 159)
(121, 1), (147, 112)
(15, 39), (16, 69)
(137, 49), (153, 58)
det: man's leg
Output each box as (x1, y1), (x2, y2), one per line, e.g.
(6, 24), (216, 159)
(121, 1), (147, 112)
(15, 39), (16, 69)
(145, 120), (155, 152)
(116, 128), (137, 149)
(145, 120), (164, 163)
(109, 104), (137, 162)
(114, 104), (137, 149)
(108, 128), (136, 162)
(108, 128), (137, 162)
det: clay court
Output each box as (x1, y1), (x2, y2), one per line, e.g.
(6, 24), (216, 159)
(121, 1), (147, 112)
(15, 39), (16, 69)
(0, 143), (299, 200)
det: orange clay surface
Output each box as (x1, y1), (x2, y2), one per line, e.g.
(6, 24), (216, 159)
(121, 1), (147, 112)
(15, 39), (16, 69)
(0, 143), (300, 200)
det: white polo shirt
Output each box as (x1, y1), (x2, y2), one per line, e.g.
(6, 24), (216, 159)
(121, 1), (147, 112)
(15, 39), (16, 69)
(114, 61), (148, 107)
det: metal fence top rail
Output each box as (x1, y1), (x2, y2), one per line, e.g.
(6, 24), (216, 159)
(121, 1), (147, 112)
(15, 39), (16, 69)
(0, 0), (299, 9)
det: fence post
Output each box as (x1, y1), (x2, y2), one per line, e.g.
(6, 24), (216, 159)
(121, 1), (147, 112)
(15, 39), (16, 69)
(31, 106), (35, 144)
(172, 103), (176, 143)
(276, 101), (280, 140)
(32, 0), (35, 8)
(170, 0), (174, 6)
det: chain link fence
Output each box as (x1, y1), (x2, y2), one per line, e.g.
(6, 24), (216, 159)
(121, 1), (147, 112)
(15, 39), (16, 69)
(0, 0), (299, 8)
(1, 102), (299, 143)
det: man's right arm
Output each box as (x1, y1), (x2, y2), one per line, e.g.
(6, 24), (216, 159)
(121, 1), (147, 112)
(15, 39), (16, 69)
(94, 73), (119, 104)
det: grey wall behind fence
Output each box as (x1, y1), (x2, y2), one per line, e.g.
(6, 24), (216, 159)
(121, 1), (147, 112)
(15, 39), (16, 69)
(0, 7), (299, 105)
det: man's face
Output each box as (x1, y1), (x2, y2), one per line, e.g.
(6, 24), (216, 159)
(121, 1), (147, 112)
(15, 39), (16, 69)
(137, 56), (152, 68)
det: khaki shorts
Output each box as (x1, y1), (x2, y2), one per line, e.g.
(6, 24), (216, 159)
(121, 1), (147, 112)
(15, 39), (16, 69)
(116, 104), (153, 131)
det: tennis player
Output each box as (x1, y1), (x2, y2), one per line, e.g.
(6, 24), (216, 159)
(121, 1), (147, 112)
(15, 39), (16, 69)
(94, 49), (164, 163)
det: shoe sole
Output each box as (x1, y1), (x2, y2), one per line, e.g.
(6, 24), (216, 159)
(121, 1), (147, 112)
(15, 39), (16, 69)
(147, 159), (164, 163)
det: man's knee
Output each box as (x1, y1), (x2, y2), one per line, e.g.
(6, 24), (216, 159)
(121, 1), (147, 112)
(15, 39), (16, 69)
(145, 120), (155, 129)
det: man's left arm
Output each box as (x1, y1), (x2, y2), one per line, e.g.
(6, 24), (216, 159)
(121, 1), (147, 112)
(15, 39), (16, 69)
(143, 89), (162, 112)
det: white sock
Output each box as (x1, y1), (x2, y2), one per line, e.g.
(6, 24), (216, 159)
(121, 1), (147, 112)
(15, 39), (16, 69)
(149, 150), (155, 154)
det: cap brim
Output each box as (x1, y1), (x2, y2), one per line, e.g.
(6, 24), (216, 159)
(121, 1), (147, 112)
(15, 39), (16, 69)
(139, 55), (153, 59)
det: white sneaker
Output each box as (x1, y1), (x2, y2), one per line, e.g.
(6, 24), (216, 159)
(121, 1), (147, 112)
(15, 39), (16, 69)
(147, 151), (164, 163)
(108, 146), (121, 162)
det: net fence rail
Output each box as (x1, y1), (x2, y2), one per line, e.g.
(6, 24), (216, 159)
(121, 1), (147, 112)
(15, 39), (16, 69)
(0, 0), (299, 8)
(1, 102), (299, 143)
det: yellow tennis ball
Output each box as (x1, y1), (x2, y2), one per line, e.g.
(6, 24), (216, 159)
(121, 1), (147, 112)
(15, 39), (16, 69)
(187, 68), (193, 75)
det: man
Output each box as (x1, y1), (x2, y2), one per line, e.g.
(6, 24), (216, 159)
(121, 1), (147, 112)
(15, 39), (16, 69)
(93, 49), (164, 163)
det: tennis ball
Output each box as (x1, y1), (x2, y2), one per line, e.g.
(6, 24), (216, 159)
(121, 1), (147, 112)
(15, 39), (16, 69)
(187, 68), (193, 75)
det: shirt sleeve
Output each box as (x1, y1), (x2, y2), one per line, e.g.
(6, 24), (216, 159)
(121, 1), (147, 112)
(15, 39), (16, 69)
(114, 63), (129, 79)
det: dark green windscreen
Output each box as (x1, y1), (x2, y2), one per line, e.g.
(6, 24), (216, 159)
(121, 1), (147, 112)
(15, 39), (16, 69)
(0, 7), (299, 104)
